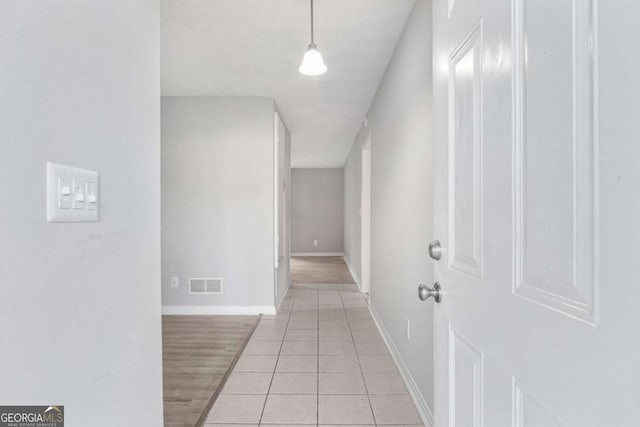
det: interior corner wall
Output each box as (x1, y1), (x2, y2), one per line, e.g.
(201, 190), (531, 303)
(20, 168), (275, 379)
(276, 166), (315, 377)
(0, 1), (163, 425)
(291, 168), (344, 254)
(344, 156), (362, 282)
(276, 109), (292, 307)
(161, 96), (276, 311)
(343, 0), (435, 416)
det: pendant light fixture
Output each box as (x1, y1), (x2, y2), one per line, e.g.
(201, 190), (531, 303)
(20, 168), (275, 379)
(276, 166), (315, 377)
(299, 0), (327, 76)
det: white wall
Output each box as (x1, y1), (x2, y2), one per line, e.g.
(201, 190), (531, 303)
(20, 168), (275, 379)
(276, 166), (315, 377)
(162, 96), (281, 313)
(0, 1), (163, 425)
(291, 168), (344, 254)
(344, 0), (434, 420)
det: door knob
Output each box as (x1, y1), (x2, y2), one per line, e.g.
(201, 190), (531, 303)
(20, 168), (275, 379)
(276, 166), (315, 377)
(418, 282), (442, 303)
(428, 240), (442, 260)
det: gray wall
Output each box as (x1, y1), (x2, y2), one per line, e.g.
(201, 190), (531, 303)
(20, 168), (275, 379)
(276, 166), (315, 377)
(0, 1), (163, 425)
(162, 96), (277, 309)
(292, 168), (344, 253)
(343, 0), (434, 417)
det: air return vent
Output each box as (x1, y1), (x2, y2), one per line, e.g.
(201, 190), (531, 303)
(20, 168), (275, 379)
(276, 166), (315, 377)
(189, 278), (223, 294)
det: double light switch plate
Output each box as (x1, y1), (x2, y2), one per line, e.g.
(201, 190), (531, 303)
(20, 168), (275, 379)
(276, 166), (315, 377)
(47, 162), (99, 222)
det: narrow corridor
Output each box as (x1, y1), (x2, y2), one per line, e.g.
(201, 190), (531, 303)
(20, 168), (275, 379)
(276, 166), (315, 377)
(205, 283), (424, 426)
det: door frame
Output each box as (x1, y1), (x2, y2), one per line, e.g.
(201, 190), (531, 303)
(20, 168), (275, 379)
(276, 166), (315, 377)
(360, 133), (372, 294)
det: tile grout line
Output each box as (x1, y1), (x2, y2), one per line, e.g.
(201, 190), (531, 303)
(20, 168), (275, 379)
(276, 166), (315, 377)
(257, 285), (295, 425)
(198, 315), (263, 427)
(339, 284), (378, 427)
(316, 285), (320, 427)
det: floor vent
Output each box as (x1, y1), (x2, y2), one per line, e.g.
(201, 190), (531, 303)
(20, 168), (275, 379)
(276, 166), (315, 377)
(189, 278), (224, 294)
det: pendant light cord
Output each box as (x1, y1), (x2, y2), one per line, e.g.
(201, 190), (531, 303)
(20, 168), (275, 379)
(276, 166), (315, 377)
(310, 0), (315, 46)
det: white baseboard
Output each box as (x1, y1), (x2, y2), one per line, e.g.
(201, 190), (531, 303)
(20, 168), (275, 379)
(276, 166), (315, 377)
(369, 303), (434, 427)
(342, 255), (361, 291)
(162, 305), (277, 315)
(291, 252), (345, 257)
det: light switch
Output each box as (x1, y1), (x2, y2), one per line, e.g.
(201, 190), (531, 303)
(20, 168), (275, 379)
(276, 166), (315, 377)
(58, 177), (72, 209)
(86, 182), (98, 210)
(47, 162), (99, 222)
(72, 179), (86, 210)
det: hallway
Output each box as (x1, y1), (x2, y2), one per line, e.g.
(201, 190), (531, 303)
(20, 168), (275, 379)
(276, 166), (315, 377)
(205, 282), (424, 426)
(290, 256), (356, 284)
(6, 0), (640, 425)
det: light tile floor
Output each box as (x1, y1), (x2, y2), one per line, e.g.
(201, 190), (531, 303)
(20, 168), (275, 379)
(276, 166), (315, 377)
(205, 283), (424, 427)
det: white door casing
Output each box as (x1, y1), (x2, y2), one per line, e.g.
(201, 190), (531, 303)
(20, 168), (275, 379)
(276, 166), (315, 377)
(274, 111), (281, 270)
(432, 0), (640, 426)
(361, 134), (372, 294)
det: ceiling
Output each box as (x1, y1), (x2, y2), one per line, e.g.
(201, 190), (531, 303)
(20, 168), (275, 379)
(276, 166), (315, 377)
(161, 0), (415, 168)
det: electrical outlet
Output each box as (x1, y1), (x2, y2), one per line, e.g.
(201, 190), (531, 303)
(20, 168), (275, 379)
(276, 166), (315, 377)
(170, 276), (179, 288)
(313, 239), (318, 246)
(405, 317), (411, 340)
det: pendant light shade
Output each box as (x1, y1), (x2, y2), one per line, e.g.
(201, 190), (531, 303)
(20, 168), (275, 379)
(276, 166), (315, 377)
(299, 0), (327, 76)
(299, 44), (327, 76)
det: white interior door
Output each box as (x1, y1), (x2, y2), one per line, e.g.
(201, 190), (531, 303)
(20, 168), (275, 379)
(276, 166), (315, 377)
(432, 0), (640, 426)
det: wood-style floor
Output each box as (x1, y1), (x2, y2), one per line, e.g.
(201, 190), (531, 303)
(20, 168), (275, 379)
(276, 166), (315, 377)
(290, 256), (356, 284)
(162, 315), (260, 427)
